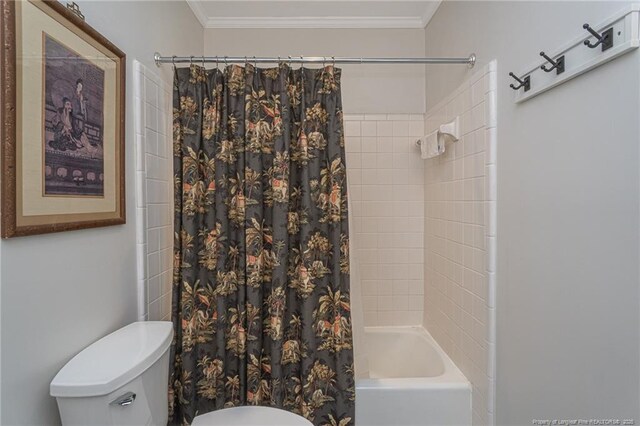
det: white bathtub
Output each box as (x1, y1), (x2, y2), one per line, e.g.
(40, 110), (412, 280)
(355, 326), (472, 426)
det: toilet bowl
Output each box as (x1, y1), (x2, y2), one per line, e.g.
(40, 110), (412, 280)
(50, 321), (312, 426)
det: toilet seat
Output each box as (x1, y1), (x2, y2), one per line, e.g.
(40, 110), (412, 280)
(192, 406), (313, 426)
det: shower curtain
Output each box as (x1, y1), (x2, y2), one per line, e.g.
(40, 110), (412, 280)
(169, 63), (355, 426)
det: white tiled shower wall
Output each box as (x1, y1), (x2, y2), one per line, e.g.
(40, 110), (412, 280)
(344, 114), (426, 326)
(134, 61), (173, 321)
(423, 62), (497, 426)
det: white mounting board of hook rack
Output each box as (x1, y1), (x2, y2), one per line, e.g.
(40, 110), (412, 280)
(513, 4), (640, 103)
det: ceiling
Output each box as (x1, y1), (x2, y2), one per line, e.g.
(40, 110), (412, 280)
(186, 0), (442, 29)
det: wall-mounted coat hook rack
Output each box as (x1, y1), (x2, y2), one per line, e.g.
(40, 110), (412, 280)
(509, 72), (530, 91)
(583, 23), (613, 51)
(512, 5), (638, 103)
(539, 51), (565, 74)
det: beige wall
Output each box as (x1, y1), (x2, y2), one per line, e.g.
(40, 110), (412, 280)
(204, 28), (426, 113)
(424, 2), (640, 425)
(0, 2), (203, 424)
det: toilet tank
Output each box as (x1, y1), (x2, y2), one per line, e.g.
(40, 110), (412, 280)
(50, 321), (173, 426)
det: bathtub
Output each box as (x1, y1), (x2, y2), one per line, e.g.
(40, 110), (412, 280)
(355, 326), (472, 426)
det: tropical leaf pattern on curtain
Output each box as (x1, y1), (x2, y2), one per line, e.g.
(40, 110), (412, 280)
(169, 63), (354, 426)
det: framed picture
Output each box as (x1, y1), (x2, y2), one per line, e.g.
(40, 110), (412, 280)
(1, 0), (125, 238)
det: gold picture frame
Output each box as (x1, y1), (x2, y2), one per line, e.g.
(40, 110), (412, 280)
(1, 0), (125, 238)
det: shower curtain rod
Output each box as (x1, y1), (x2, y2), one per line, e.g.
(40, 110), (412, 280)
(153, 52), (476, 67)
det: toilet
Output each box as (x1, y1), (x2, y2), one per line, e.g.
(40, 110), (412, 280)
(50, 321), (312, 426)
(192, 406), (313, 426)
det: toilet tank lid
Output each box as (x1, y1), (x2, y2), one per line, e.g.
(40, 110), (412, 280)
(50, 321), (173, 398)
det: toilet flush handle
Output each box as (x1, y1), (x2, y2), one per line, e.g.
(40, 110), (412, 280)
(110, 391), (136, 407)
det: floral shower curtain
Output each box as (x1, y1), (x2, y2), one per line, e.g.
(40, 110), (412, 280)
(168, 63), (354, 426)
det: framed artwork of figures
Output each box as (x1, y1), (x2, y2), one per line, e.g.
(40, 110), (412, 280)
(0, 0), (125, 238)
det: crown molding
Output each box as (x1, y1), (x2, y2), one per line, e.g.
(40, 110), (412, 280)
(186, 1), (443, 29)
(186, 0), (209, 27)
(420, 1), (441, 27)
(203, 16), (425, 29)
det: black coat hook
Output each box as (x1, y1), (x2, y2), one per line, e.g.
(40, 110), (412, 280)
(509, 72), (530, 92)
(540, 52), (565, 74)
(583, 24), (613, 51)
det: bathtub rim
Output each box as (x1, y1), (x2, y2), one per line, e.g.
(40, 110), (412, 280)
(355, 325), (471, 391)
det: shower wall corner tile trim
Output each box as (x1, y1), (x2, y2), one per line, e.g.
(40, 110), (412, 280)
(133, 60), (173, 322)
(423, 60), (497, 426)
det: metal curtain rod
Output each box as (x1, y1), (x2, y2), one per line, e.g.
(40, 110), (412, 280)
(153, 52), (476, 68)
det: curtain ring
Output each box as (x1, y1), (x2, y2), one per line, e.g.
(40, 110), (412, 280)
(244, 56), (248, 69)
(189, 55), (194, 66)
(253, 55), (257, 69)
(332, 56), (336, 68)
(224, 56), (228, 67)
(322, 56), (326, 68)
(201, 55), (205, 68)
(300, 55), (304, 68)
(215, 56), (219, 70)
(288, 55), (292, 68)
(171, 55), (176, 66)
